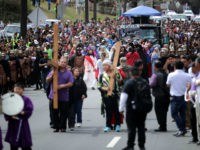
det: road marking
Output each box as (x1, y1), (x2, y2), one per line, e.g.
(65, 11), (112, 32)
(106, 136), (121, 148)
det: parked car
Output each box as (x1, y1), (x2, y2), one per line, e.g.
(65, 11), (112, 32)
(150, 15), (169, 23)
(170, 14), (188, 21)
(165, 10), (177, 16)
(45, 19), (61, 27)
(3, 23), (35, 37)
(183, 10), (194, 20)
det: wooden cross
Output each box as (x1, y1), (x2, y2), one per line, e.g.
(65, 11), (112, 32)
(53, 24), (59, 109)
(107, 41), (122, 96)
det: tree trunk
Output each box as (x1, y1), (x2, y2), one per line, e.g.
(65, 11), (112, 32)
(123, 0), (128, 12)
(85, 0), (89, 23)
(21, 0), (27, 40)
(93, 0), (97, 20)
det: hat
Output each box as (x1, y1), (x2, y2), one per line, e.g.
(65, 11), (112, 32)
(120, 57), (127, 62)
(102, 59), (112, 66)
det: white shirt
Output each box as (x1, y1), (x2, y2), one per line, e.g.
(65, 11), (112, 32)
(119, 93), (128, 112)
(166, 69), (191, 96)
(195, 72), (200, 103)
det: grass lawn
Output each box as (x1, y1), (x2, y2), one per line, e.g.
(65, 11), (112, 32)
(28, 0), (116, 22)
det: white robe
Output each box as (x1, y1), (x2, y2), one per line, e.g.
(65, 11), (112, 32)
(83, 56), (97, 88)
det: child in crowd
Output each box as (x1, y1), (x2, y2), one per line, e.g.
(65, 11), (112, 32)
(4, 83), (33, 150)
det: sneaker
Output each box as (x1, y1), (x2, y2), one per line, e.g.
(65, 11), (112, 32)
(104, 127), (111, 132)
(122, 146), (134, 150)
(173, 130), (187, 137)
(69, 128), (74, 131)
(76, 123), (82, 128)
(115, 125), (121, 132)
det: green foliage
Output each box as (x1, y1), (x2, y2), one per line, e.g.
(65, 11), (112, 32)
(0, 0), (32, 23)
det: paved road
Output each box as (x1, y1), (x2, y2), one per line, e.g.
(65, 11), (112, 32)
(0, 88), (200, 150)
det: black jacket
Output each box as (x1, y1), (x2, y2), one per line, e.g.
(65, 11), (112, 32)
(152, 69), (169, 97)
(69, 77), (87, 102)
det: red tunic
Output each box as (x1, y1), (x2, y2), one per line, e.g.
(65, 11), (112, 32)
(126, 52), (140, 66)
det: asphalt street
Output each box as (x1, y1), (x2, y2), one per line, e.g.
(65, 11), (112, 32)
(0, 87), (200, 150)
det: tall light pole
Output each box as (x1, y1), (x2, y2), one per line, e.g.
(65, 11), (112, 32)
(21, 0), (27, 40)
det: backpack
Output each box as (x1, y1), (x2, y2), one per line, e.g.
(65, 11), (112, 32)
(131, 78), (153, 113)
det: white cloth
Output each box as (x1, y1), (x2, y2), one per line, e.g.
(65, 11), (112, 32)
(83, 56), (97, 88)
(119, 92), (128, 112)
(166, 70), (191, 96)
(96, 59), (104, 78)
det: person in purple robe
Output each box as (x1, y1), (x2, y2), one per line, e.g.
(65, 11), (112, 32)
(46, 57), (74, 132)
(0, 127), (3, 150)
(4, 83), (33, 150)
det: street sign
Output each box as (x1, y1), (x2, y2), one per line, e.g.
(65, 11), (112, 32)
(28, 7), (48, 26)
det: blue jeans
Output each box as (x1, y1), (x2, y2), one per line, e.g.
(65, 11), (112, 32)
(171, 96), (186, 132)
(74, 100), (83, 123)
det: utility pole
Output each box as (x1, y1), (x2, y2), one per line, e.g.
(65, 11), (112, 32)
(21, 0), (27, 39)
(93, 0), (97, 20)
(123, 0), (128, 13)
(85, 0), (89, 23)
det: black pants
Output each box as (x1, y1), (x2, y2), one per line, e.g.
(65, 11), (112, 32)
(126, 111), (147, 148)
(68, 103), (75, 128)
(104, 96), (120, 127)
(49, 101), (54, 127)
(35, 80), (42, 89)
(154, 96), (170, 130)
(190, 103), (198, 141)
(10, 145), (31, 150)
(52, 101), (69, 130)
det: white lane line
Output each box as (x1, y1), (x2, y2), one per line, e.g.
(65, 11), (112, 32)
(106, 136), (121, 148)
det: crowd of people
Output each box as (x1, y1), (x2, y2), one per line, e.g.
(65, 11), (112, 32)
(0, 17), (200, 150)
